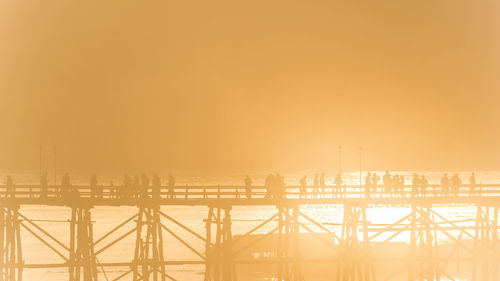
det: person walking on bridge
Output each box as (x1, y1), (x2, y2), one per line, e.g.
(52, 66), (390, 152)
(264, 174), (273, 198)
(276, 173), (285, 199)
(420, 175), (428, 197)
(451, 174), (461, 197)
(365, 172), (372, 199)
(300, 175), (307, 199)
(152, 174), (161, 199)
(90, 174), (99, 199)
(334, 173), (343, 198)
(132, 175), (140, 199)
(320, 172), (326, 195)
(313, 174), (320, 198)
(411, 173), (419, 198)
(61, 172), (72, 199)
(109, 181), (115, 198)
(440, 174), (450, 197)
(469, 172), (477, 197)
(244, 175), (252, 199)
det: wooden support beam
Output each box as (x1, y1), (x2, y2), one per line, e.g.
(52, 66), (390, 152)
(205, 206), (236, 281)
(68, 207), (98, 281)
(133, 206), (166, 281)
(336, 204), (374, 281)
(0, 207), (23, 281)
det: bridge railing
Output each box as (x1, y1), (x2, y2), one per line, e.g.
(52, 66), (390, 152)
(0, 184), (498, 201)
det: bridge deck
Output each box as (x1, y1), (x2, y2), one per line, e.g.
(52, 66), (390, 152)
(0, 184), (499, 206)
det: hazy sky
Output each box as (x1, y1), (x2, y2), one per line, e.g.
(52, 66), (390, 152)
(1, 0), (499, 173)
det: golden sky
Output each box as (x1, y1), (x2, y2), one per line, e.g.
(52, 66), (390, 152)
(0, 0), (499, 173)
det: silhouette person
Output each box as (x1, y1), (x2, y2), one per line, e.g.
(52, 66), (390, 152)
(61, 172), (72, 199)
(469, 172), (476, 197)
(132, 175), (140, 199)
(275, 173), (285, 199)
(320, 172), (325, 194)
(168, 173), (176, 199)
(152, 174), (161, 199)
(334, 173), (343, 198)
(244, 175), (252, 199)
(313, 174), (319, 197)
(110, 181), (115, 198)
(265, 174), (274, 199)
(451, 174), (461, 197)
(365, 172), (372, 199)
(90, 174), (98, 199)
(420, 175), (428, 197)
(398, 175), (405, 198)
(40, 172), (48, 199)
(440, 174), (449, 197)
(411, 173), (419, 198)
(300, 175), (307, 199)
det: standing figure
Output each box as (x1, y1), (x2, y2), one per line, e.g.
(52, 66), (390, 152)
(132, 175), (140, 199)
(276, 173), (285, 199)
(334, 173), (343, 198)
(451, 174), (461, 197)
(469, 172), (476, 197)
(411, 173), (419, 198)
(440, 174), (449, 197)
(61, 172), (72, 199)
(90, 174), (98, 199)
(300, 175), (307, 199)
(313, 174), (320, 197)
(420, 175), (428, 197)
(244, 175), (252, 199)
(168, 173), (176, 199)
(398, 175), (405, 198)
(264, 174), (274, 199)
(152, 174), (161, 199)
(365, 172), (372, 199)
(110, 181), (115, 198)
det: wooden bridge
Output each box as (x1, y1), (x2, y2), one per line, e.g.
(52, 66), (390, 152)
(1, 183), (499, 281)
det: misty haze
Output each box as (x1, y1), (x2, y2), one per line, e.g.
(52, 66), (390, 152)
(1, 1), (500, 281)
